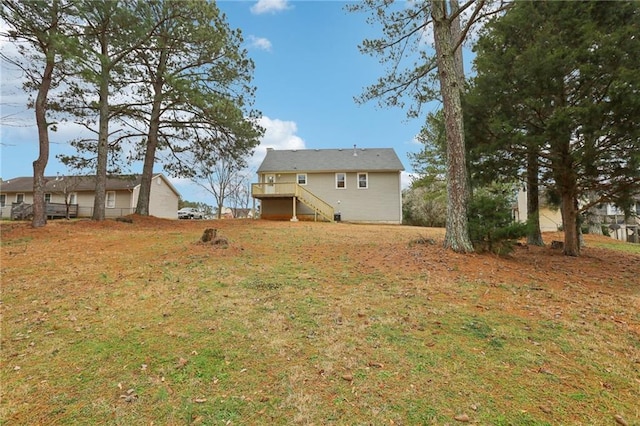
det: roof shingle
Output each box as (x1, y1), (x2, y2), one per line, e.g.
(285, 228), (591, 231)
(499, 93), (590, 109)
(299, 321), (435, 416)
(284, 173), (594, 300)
(256, 148), (404, 173)
(0, 175), (143, 192)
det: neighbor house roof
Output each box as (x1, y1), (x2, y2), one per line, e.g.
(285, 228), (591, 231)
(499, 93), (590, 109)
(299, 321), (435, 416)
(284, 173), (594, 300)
(0, 174), (179, 195)
(257, 147), (405, 173)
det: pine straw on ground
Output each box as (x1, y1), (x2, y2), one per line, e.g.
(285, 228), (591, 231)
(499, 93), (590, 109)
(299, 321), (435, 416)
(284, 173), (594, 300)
(1, 216), (639, 425)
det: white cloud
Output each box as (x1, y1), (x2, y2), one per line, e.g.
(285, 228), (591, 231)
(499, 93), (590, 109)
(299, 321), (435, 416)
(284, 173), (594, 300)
(247, 35), (272, 52)
(250, 0), (290, 15)
(247, 115), (305, 170)
(401, 171), (415, 189)
(257, 116), (305, 150)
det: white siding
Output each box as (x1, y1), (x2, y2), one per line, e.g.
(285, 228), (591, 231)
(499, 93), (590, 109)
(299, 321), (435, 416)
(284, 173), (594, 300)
(516, 190), (562, 232)
(148, 176), (179, 219)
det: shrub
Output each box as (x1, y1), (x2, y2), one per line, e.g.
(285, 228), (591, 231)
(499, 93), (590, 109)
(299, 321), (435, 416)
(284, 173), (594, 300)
(468, 187), (529, 255)
(402, 184), (447, 227)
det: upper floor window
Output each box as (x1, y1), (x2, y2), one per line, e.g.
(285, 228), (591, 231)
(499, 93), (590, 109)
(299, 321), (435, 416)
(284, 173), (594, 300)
(106, 191), (116, 208)
(297, 173), (307, 185)
(358, 173), (368, 189)
(336, 173), (346, 189)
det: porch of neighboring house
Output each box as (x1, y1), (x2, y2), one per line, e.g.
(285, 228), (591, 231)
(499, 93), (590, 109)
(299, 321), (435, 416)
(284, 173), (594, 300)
(606, 217), (640, 244)
(251, 182), (335, 222)
(10, 202), (79, 220)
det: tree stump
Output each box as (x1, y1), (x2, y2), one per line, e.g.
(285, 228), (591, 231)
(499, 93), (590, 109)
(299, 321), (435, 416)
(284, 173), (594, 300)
(199, 228), (228, 247)
(201, 228), (217, 243)
(550, 240), (564, 250)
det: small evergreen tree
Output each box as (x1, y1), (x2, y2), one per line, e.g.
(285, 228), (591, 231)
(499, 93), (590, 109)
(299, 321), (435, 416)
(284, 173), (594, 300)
(468, 185), (528, 255)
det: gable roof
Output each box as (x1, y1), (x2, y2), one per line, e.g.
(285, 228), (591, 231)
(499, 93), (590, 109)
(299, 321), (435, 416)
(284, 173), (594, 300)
(257, 148), (405, 173)
(0, 174), (179, 196)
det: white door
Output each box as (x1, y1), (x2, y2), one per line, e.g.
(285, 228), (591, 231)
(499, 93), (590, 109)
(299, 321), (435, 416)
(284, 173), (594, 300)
(265, 174), (275, 194)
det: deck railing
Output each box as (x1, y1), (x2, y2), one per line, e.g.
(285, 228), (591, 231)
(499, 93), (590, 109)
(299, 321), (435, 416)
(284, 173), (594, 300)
(10, 202), (79, 220)
(251, 182), (296, 197)
(294, 185), (334, 222)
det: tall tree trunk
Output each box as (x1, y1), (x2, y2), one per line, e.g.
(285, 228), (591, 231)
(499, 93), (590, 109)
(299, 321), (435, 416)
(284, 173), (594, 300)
(92, 48), (110, 220)
(31, 2), (60, 228)
(136, 93), (161, 216)
(553, 131), (580, 255)
(32, 57), (55, 228)
(450, 0), (464, 87)
(136, 44), (168, 216)
(561, 191), (580, 256)
(526, 147), (543, 245)
(431, 0), (473, 253)
(136, 131), (157, 216)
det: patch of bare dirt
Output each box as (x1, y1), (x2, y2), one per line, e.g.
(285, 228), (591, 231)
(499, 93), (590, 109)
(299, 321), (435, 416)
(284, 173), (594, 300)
(1, 217), (639, 425)
(3, 217), (637, 293)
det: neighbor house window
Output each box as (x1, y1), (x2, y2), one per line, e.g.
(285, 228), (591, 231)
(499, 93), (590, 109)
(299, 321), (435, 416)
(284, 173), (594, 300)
(16, 193), (24, 203)
(69, 193), (77, 205)
(297, 173), (307, 185)
(336, 173), (346, 189)
(44, 193), (52, 203)
(106, 191), (116, 208)
(0, 194), (5, 207)
(357, 173), (368, 189)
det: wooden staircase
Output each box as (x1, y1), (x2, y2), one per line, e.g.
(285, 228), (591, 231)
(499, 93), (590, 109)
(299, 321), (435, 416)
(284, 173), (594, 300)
(295, 185), (335, 222)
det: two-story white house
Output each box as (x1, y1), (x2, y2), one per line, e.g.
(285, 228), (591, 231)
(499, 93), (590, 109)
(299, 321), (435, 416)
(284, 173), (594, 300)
(252, 147), (404, 223)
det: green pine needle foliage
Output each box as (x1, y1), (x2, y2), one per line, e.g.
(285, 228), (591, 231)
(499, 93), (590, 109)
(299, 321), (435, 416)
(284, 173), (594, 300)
(468, 187), (529, 255)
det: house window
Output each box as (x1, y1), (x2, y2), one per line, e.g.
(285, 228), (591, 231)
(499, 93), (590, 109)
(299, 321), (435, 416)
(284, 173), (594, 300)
(297, 173), (307, 185)
(358, 173), (368, 189)
(0, 194), (5, 207)
(106, 191), (116, 208)
(336, 173), (346, 189)
(44, 193), (52, 203)
(69, 193), (77, 205)
(16, 193), (24, 203)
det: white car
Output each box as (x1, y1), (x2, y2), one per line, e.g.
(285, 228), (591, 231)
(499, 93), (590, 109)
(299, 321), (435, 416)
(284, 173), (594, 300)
(178, 207), (204, 219)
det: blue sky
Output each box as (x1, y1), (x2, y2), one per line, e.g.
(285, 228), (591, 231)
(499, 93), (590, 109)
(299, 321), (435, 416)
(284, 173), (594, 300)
(1, 0), (440, 205)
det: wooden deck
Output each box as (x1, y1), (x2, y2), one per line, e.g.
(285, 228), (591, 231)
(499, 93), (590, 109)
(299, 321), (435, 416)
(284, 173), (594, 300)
(252, 183), (334, 222)
(11, 202), (79, 220)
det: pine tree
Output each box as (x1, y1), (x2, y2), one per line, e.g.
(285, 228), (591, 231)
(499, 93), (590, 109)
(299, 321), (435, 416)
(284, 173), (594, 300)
(467, 0), (640, 256)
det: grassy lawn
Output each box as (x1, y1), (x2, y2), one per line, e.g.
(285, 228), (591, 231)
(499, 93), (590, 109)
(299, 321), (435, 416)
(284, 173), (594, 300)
(1, 218), (639, 425)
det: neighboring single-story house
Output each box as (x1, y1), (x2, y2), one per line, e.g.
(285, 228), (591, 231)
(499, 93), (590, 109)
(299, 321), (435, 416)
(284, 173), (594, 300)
(0, 174), (180, 220)
(252, 147), (404, 223)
